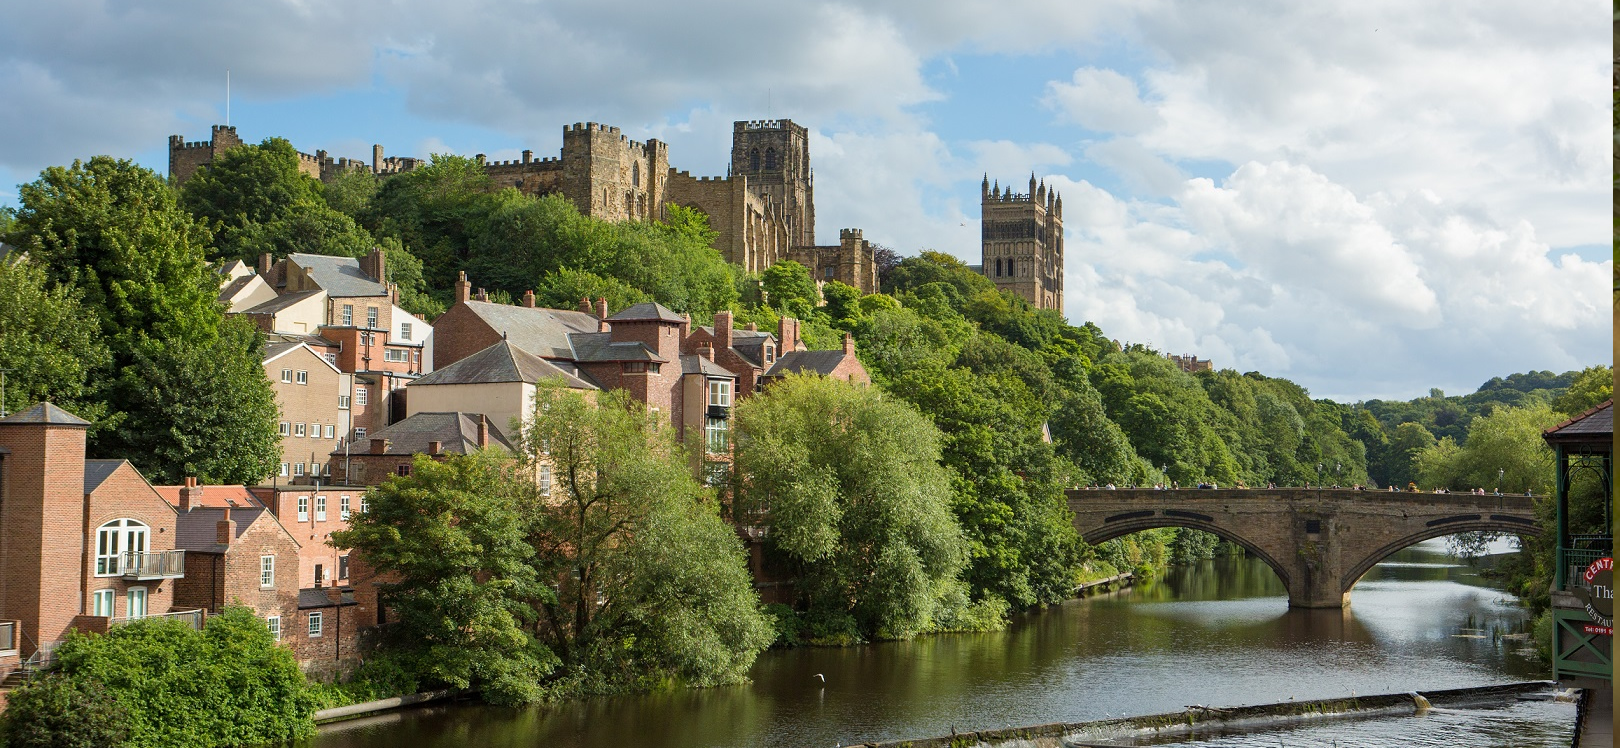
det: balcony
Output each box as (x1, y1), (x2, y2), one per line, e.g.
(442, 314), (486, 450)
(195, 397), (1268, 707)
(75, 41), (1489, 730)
(119, 550), (186, 580)
(110, 608), (205, 631)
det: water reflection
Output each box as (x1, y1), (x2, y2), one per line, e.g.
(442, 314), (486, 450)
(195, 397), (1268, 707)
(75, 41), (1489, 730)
(307, 539), (1554, 748)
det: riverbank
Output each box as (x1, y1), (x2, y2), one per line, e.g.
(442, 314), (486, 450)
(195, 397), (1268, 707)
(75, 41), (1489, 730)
(861, 681), (1559, 747)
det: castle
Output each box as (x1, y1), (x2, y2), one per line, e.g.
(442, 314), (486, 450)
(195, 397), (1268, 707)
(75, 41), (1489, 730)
(170, 120), (877, 294)
(976, 174), (1064, 311)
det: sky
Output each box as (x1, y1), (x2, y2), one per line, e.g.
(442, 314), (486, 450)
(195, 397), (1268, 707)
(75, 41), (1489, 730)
(0, 0), (1610, 402)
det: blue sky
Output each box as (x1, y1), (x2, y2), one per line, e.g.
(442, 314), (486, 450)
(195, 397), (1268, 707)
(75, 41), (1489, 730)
(0, 0), (1609, 402)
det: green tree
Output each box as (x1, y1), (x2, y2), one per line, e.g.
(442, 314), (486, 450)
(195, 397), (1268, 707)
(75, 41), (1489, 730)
(333, 451), (552, 705)
(761, 260), (819, 318)
(0, 255), (111, 422)
(180, 138), (324, 230)
(1, 673), (129, 748)
(324, 167), (380, 219)
(379, 237), (445, 319)
(533, 267), (649, 313)
(1052, 386), (1142, 485)
(1552, 365), (1612, 415)
(820, 280), (862, 327)
(368, 154), (514, 289)
(733, 374), (969, 640)
(1414, 403), (1561, 494)
(102, 317), (281, 484)
(515, 384), (772, 688)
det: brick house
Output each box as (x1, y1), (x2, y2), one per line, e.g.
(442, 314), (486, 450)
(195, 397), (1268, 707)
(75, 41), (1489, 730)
(407, 339), (598, 438)
(761, 333), (870, 386)
(248, 485), (362, 590)
(331, 412), (513, 487)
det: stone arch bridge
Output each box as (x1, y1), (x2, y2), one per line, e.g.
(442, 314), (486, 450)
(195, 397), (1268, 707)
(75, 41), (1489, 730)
(1067, 488), (1542, 608)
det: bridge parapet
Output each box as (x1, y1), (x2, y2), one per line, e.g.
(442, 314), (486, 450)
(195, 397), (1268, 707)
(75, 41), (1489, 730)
(1066, 488), (1542, 608)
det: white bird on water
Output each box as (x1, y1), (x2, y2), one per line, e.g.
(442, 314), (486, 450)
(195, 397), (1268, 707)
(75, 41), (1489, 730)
(815, 673), (825, 683)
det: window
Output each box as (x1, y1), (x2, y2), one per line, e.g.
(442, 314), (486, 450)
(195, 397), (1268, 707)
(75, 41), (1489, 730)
(647, 362), (661, 374)
(749, 148), (760, 171)
(324, 353), (338, 366)
(824, 266), (835, 279)
(280, 368), (293, 383)
(708, 379), (732, 407)
(764, 345), (775, 364)
(765, 147), (777, 170)
(296, 370), (308, 385)
(395, 464), (411, 477)
(540, 439), (550, 455)
(339, 395), (351, 410)
(359, 493), (370, 513)
(366, 306), (378, 329)
(295, 423), (306, 437)
(351, 463), (366, 484)
(315, 564), (325, 587)
(91, 589), (115, 617)
(631, 161), (641, 188)
(705, 418), (729, 453)
(413, 350), (421, 362)
(279, 422), (290, 436)
(384, 348), (408, 362)
(261, 555), (275, 587)
(126, 588), (147, 619)
(356, 387), (368, 406)
(308, 611), (323, 637)
(293, 462), (305, 476)
(315, 494), (327, 522)
(624, 362), (646, 374)
(400, 322), (412, 341)
(354, 427), (367, 440)
(266, 615), (281, 642)
(340, 495), (351, 521)
(324, 424), (334, 439)
(95, 519), (148, 576)
(341, 304), (353, 326)
(297, 495), (309, 522)
(539, 465), (552, 497)
(279, 463), (289, 477)
(338, 555), (350, 580)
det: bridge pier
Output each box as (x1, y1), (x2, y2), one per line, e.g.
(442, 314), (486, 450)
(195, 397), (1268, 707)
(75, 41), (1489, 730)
(1068, 488), (1542, 609)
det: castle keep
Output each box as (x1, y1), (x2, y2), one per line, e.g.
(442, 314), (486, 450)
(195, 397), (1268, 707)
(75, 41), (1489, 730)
(978, 174), (1064, 311)
(169, 120), (876, 293)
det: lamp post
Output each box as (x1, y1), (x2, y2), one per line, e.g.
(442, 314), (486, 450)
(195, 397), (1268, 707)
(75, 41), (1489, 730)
(1496, 467), (1504, 494)
(1335, 463), (1341, 486)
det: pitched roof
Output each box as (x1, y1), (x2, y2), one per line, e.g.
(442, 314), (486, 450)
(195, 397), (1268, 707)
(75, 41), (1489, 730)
(411, 340), (596, 389)
(241, 289), (324, 316)
(460, 301), (599, 359)
(338, 412), (514, 456)
(607, 302), (684, 323)
(84, 460), (125, 493)
(298, 587), (358, 609)
(1543, 399), (1612, 446)
(682, 355), (735, 377)
(766, 350), (855, 377)
(569, 332), (666, 363)
(152, 484), (264, 510)
(217, 273), (258, 303)
(266, 332), (338, 349)
(174, 506), (273, 553)
(0, 402), (92, 427)
(287, 253), (387, 297)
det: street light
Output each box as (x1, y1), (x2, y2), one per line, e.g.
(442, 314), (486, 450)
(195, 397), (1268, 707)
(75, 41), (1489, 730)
(1497, 468), (1504, 494)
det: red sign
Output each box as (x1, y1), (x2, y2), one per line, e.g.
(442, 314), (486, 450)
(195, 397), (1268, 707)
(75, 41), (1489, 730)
(1582, 624), (1613, 636)
(1583, 556), (1612, 583)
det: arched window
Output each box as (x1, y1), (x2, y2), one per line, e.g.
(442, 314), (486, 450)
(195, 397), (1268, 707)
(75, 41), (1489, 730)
(96, 519), (149, 576)
(994, 258), (1003, 277)
(631, 161), (641, 188)
(764, 148), (777, 170)
(749, 149), (761, 171)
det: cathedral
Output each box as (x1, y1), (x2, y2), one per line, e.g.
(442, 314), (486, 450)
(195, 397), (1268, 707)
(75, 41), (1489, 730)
(977, 174), (1063, 311)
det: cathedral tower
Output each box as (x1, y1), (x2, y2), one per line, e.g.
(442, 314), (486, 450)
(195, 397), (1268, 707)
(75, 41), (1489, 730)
(980, 173), (1063, 311)
(731, 120), (815, 248)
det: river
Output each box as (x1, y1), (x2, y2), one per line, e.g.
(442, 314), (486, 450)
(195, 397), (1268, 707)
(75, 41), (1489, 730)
(308, 538), (1571, 747)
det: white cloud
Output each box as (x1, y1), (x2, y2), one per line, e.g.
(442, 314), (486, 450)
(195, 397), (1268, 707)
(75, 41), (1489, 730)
(1043, 67), (1160, 134)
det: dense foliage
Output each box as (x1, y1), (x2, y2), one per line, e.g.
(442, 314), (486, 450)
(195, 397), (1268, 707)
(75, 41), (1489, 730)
(1, 609), (316, 747)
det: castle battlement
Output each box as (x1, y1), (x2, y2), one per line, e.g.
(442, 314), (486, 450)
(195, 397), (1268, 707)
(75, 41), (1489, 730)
(839, 228), (863, 240)
(740, 119), (796, 130)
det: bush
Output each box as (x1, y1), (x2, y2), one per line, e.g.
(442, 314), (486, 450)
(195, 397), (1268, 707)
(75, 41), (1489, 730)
(2, 673), (129, 748)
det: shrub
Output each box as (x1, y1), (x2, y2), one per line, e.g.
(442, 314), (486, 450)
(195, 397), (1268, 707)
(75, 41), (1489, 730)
(1, 673), (129, 748)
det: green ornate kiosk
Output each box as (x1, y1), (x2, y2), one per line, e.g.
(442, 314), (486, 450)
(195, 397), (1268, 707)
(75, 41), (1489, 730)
(1544, 398), (1612, 688)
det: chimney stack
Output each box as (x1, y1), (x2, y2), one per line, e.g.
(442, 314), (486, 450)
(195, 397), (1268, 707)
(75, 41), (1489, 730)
(428, 440), (442, 455)
(258, 252), (272, 277)
(843, 332), (855, 356)
(579, 296), (592, 314)
(679, 313), (691, 340)
(714, 311), (734, 351)
(365, 246), (387, 284)
(596, 297), (610, 333)
(372, 144), (383, 174)
(179, 476), (201, 511)
(779, 317), (801, 351)
(476, 287), (489, 302)
(216, 507), (235, 545)
(477, 415), (489, 448)
(456, 272), (471, 304)
(370, 438), (389, 455)
(523, 290), (536, 308)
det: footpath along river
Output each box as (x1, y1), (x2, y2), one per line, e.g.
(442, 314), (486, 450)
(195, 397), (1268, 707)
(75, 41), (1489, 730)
(306, 538), (1572, 747)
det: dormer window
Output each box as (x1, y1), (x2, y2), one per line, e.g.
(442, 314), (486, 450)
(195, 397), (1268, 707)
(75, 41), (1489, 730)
(764, 345), (775, 364)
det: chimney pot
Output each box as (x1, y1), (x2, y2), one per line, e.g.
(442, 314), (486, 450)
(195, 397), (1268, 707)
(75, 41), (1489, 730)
(579, 296), (592, 314)
(843, 332), (855, 356)
(216, 508), (235, 545)
(179, 477), (202, 511)
(596, 297), (608, 320)
(456, 272), (471, 304)
(477, 415), (489, 448)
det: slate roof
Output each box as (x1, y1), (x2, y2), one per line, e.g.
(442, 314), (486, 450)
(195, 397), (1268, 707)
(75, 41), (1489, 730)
(0, 402), (92, 426)
(241, 289), (324, 316)
(298, 587), (358, 609)
(411, 340), (596, 389)
(336, 412), (514, 456)
(682, 355), (735, 377)
(695, 326), (773, 367)
(266, 332), (338, 349)
(263, 340), (304, 362)
(175, 507), (272, 553)
(287, 253), (387, 297)
(607, 302), (685, 323)
(569, 332), (666, 363)
(766, 350), (855, 377)
(1543, 399), (1612, 446)
(217, 273), (258, 303)
(84, 460), (125, 493)
(461, 301), (599, 359)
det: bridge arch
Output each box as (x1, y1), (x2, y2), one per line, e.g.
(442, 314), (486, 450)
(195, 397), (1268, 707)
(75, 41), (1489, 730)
(1339, 519), (1543, 593)
(1082, 518), (1293, 591)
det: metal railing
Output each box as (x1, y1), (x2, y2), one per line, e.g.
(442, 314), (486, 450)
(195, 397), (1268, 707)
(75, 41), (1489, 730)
(1559, 535), (1613, 589)
(119, 550), (186, 579)
(110, 608), (205, 630)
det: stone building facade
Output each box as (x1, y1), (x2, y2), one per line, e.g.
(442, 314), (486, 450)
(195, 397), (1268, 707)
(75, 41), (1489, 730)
(979, 174), (1064, 311)
(171, 119), (880, 293)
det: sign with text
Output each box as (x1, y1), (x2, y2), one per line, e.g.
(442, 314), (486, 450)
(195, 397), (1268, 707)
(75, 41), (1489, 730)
(1579, 557), (1612, 632)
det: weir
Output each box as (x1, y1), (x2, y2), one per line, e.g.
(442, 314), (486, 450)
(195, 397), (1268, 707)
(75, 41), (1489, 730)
(1067, 487), (1541, 608)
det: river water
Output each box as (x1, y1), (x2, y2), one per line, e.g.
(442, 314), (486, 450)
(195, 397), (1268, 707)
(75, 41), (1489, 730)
(309, 538), (1572, 748)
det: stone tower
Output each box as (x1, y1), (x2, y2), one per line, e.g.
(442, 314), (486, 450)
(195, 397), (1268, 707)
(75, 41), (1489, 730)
(559, 123), (670, 223)
(980, 173), (1063, 311)
(731, 120), (814, 247)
